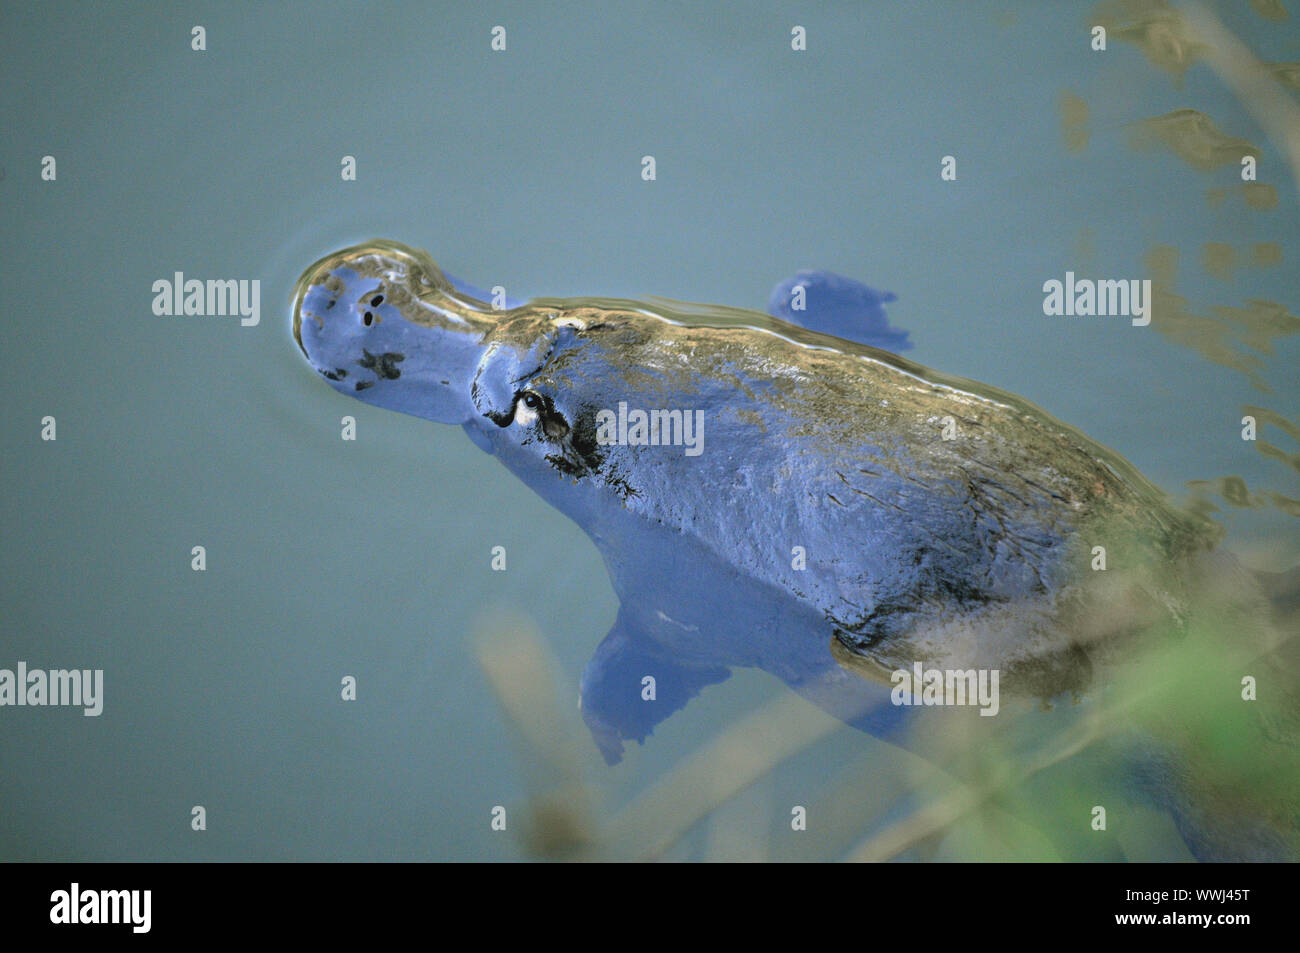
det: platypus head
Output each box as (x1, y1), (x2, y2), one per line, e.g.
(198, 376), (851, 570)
(291, 240), (514, 425)
(291, 241), (626, 483)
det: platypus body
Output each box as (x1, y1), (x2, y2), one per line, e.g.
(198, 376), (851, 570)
(292, 240), (1296, 861)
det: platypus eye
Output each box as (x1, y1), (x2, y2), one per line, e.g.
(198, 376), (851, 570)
(512, 390), (542, 427)
(512, 390), (569, 439)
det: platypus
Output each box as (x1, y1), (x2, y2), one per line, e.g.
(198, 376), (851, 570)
(291, 240), (1296, 860)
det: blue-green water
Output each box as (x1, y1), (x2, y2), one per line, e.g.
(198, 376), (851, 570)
(1, 1), (1296, 861)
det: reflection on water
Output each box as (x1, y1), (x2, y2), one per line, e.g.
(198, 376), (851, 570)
(1189, 475), (1266, 510)
(1213, 300), (1300, 355)
(1252, 242), (1283, 266)
(1093, 0), (1206, 81)
(1201, 242), (1235, 282)
(1058, 92), (1090, 154)
(1248, 0), (1289, 22)
(1146, 245), (1267, 387)
(1129, 108), (1261, 170)
(1270, 62), (1300, 90)
(1144, 244), (1300, 397)
(1113, 0), (1300, 540)
(1200, 240), (1284, 281)
(1205, 182), (1279, 209)
(1144, 239), (1299, 522)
